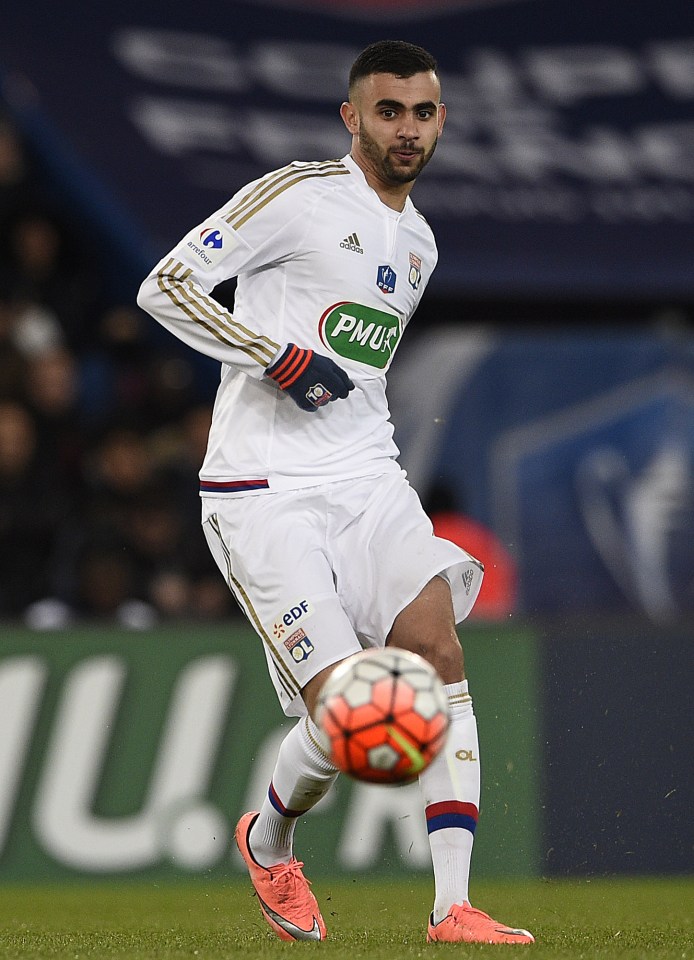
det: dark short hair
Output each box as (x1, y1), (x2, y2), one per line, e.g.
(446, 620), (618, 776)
(348, 40), (438, 94)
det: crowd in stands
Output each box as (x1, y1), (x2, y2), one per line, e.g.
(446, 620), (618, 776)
(0, 113), (237, 627)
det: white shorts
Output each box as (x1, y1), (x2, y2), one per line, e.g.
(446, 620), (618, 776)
(201, 471), (483, 717)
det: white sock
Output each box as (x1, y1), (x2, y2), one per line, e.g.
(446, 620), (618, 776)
(249, 716), (339, 868)
(419, 680), (480, 924)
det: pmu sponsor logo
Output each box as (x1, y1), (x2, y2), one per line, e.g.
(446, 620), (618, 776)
(0, 654), (236, 874)
(318, 302), (402, 369)
(272, 599), (314, 639)
(283, 628), (315, 663)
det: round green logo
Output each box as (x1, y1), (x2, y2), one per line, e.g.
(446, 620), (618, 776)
(318, 302), (402, 369)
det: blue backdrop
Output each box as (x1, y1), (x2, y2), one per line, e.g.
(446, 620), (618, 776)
(388, 328), (694, 620)
(1, 0), (693, 296)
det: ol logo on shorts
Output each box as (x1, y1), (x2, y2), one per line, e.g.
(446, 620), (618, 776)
(284, 628), (314, 663)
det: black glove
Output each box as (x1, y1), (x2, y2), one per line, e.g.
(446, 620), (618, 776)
(265, 343), (355, 412)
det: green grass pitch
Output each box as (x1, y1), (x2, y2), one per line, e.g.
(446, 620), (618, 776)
(0, 877), (691, 959)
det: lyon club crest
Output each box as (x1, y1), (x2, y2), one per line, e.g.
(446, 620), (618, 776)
(409, 252), (422, 290)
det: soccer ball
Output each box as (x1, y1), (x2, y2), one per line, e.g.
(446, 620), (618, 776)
(316, 648), (449, 785)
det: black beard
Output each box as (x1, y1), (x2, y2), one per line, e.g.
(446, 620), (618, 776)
(358, 127), (437, 185)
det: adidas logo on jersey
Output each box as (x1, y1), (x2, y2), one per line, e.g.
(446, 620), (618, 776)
(340, 232), (363, 254)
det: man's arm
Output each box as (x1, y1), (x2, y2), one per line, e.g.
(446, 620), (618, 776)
(137, 252), (279, 375)
(138, 163), (355, 408)
(138, 251), (354, 411)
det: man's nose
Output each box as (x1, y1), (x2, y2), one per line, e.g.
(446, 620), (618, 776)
(397, 115), (419, 139)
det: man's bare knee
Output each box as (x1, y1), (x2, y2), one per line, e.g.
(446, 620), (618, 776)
(301, 661), (343, 721)
(386, 576), (465, 683)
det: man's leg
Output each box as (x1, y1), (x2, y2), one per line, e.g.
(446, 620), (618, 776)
(248, 715), (339, 868)
(202, 495), (358, 943)
(235, 713), (338, 942)
(387, 576), (534, 945)
(387, 577), (478, 917)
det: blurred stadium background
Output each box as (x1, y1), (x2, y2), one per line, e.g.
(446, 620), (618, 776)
(0, 0), (691, 889)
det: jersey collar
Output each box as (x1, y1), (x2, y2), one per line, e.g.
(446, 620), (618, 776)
(341, 153), (411, 218)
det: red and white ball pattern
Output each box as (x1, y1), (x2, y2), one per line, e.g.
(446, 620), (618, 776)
(316, 648), (450, 785)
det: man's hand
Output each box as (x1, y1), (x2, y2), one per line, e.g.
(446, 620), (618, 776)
(265, 343), (355, 412)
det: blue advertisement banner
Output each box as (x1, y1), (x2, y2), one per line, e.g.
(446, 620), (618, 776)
(1, 0), (693, 296)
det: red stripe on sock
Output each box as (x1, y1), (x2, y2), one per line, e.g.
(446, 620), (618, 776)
(269, 782), (308, 818)
(426, 800), (479, 822)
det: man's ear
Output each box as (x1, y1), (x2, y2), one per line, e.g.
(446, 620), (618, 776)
(437, 102), (446, 136)
(340, 101), (359, 135)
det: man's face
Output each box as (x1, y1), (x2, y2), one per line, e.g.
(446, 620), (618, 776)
(341, 71), (445, 186)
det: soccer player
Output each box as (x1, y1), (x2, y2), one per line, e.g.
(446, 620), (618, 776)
(137, 40), (534, 945)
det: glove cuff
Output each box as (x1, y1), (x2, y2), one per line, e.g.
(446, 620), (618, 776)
(266, 343), (314, 390)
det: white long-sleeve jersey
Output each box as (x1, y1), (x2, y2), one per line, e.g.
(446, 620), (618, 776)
(137, 153), (438, 496)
